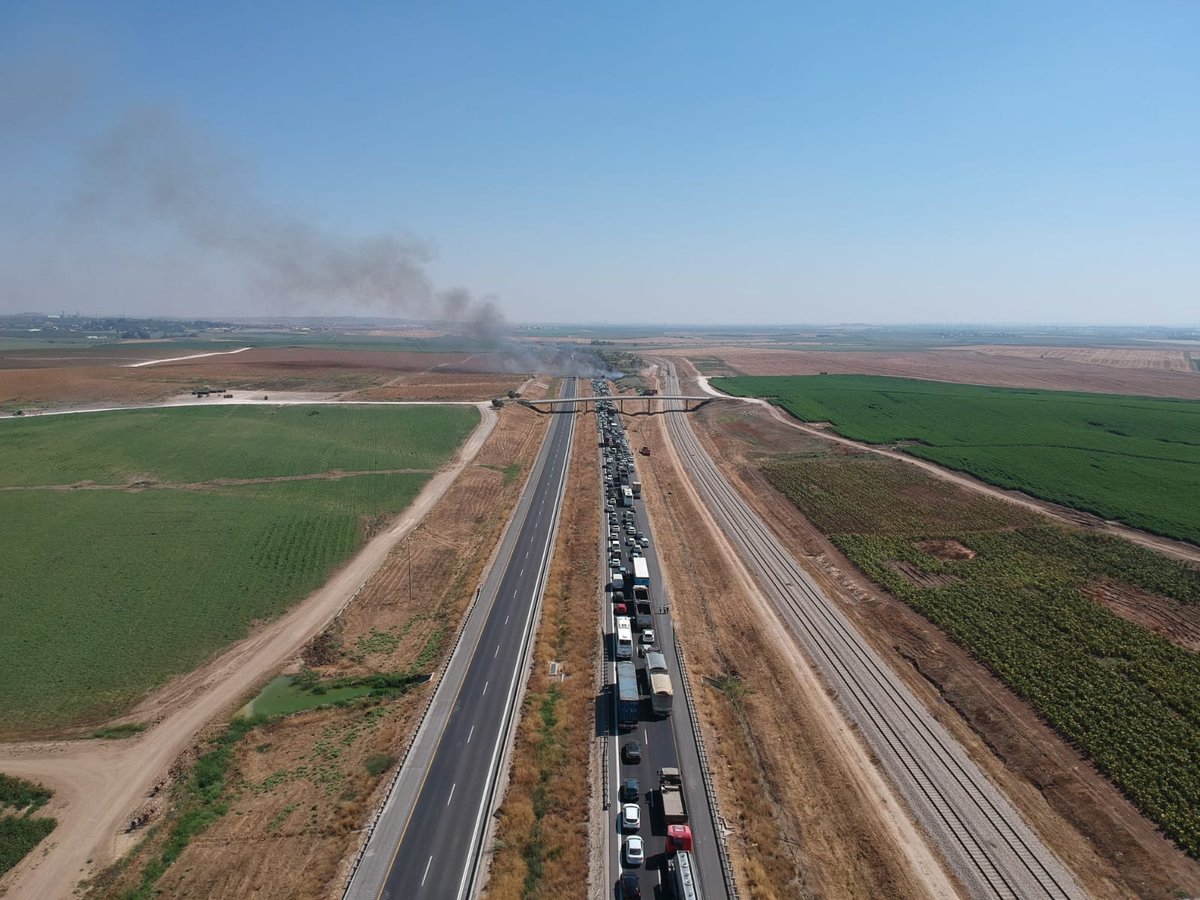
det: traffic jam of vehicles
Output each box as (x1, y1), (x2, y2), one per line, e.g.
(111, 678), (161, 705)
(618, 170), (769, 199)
(592, 379), (702, 900)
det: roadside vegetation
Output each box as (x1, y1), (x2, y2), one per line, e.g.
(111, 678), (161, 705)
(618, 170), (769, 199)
(92, 683), (426, 900)
(0, 774), (56, 878)
(717, 374), (1200, 545)
(0, 405), (478, 735)
(764, 453), (1200, 857)
(486, 404), (597, 898)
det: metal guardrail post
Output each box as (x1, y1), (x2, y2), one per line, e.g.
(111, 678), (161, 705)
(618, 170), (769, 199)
(674, 632), (741, 900)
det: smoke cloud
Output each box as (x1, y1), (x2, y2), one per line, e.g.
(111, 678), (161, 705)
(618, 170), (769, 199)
(71, 106), (507, 340)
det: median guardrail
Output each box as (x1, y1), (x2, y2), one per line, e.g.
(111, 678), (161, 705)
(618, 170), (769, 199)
(674, 632), (741, 900)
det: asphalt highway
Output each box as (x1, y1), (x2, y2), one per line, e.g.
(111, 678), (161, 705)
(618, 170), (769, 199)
(597, 394), (730, 900)
(347, 379), (577, 900)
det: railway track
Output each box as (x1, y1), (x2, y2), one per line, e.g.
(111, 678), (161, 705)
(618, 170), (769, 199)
(660, 364), (1084, 900)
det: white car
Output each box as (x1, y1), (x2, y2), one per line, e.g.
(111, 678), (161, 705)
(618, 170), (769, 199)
(621, 803), (641, 832)
(641, 629), (655, 645)
(624, 835), (644, 866)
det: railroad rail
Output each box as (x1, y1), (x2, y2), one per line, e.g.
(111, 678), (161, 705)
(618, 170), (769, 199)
(659, 363), (1084, 900)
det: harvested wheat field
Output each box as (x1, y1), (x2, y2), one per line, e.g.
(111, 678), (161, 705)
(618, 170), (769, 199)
(0, 347), (535, 410)
(680, 346), (1200, 399)
(347, 372), (526, 401)
(951, 345), (1196, 371)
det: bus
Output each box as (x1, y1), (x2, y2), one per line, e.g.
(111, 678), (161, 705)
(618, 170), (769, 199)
(615, 616), (634, 660)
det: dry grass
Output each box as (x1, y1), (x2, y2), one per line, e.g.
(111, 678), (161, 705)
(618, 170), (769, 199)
(684, 393), (1200, 899)
(625, 409), (937, 899)
(346, 373), (527, 401)
(85, 403), (553, 900)
(952, 345), (1196, 371)
(680, 346), (1200, 399)
(327, 406), (552, 682)
(0, 348), (527, 410)
(484, 394), (599, 899)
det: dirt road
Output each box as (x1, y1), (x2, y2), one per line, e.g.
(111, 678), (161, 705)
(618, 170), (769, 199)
(689, 370), (1200, 567)
(124, 347), (254, 367)
(0, 404), (497, 900)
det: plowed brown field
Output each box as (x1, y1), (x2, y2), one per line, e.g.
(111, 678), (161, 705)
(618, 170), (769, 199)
(681, 347), (1200, 399)
(1, 349), (532, 409)
(346, 373), (525, 401)
(951, 345), (1195, 371)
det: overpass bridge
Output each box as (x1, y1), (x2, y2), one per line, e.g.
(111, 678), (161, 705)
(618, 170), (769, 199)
(516, 394), (734, 414)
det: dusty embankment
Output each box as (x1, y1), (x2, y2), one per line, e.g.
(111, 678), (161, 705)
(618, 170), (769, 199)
(625, 388), (960, 899)
(673, 363), (1200, 899)
(0, 401), (508, 900)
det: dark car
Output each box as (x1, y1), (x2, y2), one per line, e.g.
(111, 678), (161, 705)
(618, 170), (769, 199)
(620, 777), (639, 802)
(620, 872), (641, 899)
(622, 740), (642, 764)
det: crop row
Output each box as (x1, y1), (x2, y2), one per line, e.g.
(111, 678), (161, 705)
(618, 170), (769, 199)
(0, 472), (430, 732)
(835, 527), (1200, 856)
(719, 374), (1200, 545)
(0, 404), (478, 487)
(766, 451), (1200, 857)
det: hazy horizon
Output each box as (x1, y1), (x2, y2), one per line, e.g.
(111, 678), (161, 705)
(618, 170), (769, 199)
(2, 3), (1197, 326)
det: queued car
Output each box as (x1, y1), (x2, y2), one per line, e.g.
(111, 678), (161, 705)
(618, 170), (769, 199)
(624, 835), (644, 867)
(621, 803), (641, 832)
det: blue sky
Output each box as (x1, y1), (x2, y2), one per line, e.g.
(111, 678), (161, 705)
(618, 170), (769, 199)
(1, 1), (1197, 324)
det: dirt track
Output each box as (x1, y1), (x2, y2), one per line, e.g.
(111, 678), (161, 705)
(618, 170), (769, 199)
(690, 370), (1200, 567)
(0, 404), (497, 900)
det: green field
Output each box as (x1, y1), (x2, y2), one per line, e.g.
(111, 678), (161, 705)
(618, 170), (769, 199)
(0, 405), (477, 732)
(716, 375), (1200, 545)
(0, 774), (56, 878)
(764, 454), (1200, 857)
(0, 405), (475, 486)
